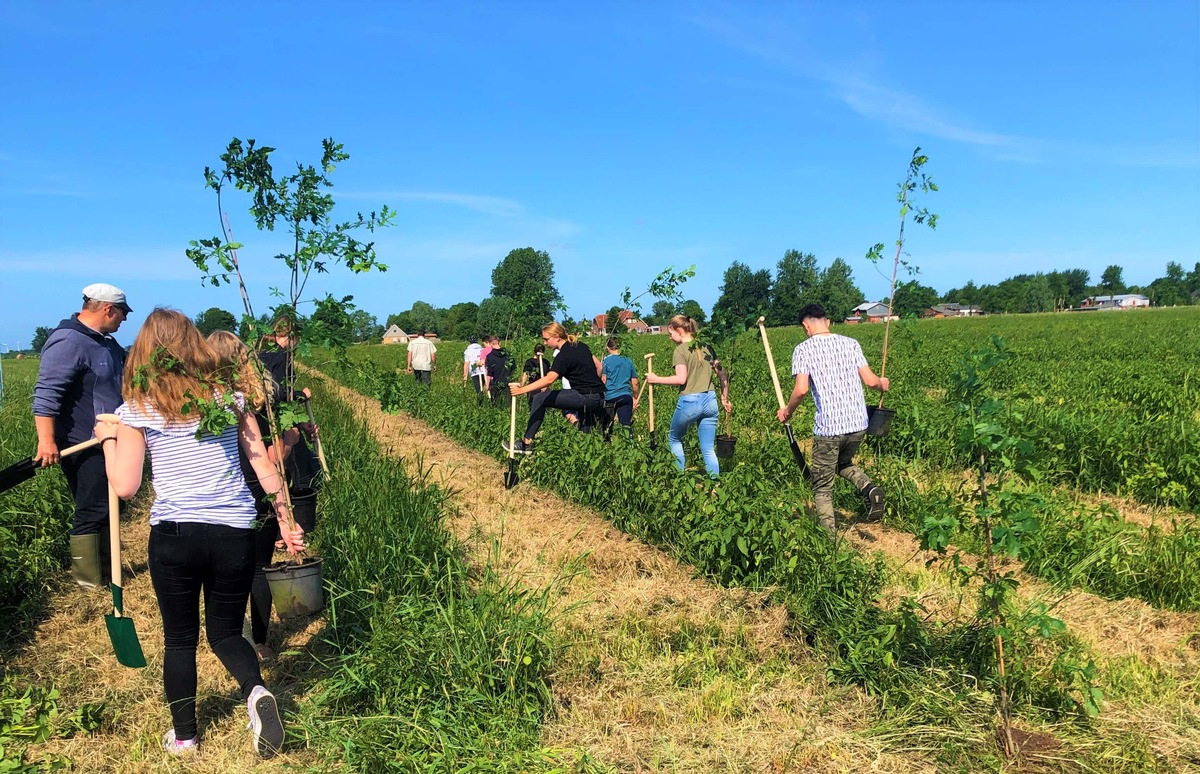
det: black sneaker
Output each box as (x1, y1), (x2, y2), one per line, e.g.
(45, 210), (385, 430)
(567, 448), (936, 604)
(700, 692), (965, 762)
(863, 485), (885, 521)
(503, 440), (532, 455)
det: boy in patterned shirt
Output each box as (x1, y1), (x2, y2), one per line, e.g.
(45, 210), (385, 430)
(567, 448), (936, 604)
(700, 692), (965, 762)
(776, 304), (889, 531)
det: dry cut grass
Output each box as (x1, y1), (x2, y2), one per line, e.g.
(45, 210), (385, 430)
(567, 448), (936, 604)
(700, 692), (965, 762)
(12, 493), (330, 773)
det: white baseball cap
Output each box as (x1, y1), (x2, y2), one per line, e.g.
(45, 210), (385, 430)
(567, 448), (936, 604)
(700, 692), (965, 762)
(82, 283), (132, 314)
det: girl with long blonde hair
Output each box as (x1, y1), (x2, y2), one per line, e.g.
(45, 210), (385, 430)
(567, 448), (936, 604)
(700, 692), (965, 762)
(506, 321), (605, 453)
(95, 308), (302, 757)
(643, 315), (731, 476)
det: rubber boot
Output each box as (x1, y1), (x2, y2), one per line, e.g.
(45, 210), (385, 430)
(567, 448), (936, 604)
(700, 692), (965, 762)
(98, 523), (112, 589)
(70, 534), (102, 589)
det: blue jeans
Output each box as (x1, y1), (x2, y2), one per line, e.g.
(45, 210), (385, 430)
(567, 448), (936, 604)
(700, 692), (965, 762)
(668, 391), (719, 476)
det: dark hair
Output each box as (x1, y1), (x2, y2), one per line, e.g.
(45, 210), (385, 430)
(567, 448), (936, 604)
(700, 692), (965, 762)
(605, 336), (620, 351)
(799, 304), (827, 323)
(468, 335), (478, 343)
(417, 328), (426, 336)
(533, 343), (546, 355)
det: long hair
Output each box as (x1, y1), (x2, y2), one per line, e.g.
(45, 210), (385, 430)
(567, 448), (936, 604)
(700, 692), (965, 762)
(668, 314), (698, 336)
(207, 330), (271, 410)
(123, 308), (222, 423)
(542, 322), (579, 345)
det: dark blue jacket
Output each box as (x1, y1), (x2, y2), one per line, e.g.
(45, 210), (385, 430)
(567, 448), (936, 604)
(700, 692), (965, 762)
(32, 315), (126, 445)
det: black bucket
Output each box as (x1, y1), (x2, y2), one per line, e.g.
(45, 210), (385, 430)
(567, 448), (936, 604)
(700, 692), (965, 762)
(865, 406), (895, 437)
(265, 556), (324, 619)
(715, 434), (737, 459)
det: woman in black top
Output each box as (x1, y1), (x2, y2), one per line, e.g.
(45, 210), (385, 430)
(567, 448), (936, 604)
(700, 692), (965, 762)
(506, 322), (603, 454)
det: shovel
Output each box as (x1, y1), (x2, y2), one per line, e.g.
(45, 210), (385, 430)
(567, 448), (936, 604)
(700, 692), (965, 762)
(757, 316), (810, 476)
(644, 353), (657, 451)
(504, 393), (520, 489)
(0, 437), (102, 495)
(301, 397), (330, 477)
(104, 483), (146, 668)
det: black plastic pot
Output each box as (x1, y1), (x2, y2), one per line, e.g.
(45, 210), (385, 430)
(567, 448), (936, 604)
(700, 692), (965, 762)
(865, 406), (895, 437)
(715, 434), (737, 459)
(265, 556), (324, 619)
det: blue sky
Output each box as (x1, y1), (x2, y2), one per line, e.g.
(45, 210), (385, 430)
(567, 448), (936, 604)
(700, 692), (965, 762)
(1, 1), (1197, 348)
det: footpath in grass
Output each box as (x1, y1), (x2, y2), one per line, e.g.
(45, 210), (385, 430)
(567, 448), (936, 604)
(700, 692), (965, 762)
(309, 367), (941, 772)
(2, 366), (583, 772)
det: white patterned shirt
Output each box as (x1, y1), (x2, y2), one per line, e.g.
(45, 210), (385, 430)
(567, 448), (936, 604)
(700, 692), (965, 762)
(791, 334), (869, 436)
(116, 395), (257, 528)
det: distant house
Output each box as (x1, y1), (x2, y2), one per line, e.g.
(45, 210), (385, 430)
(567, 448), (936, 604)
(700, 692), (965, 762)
(382, 325), (409, 344)
(1080, 294), (1150, 310)
(923, 303), (984, 318)
(846, 302), (892, 324)
(624, 318), (650, 334)
(591, 309), (634, 336)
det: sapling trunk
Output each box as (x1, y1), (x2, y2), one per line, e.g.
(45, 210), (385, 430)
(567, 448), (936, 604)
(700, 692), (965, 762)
(979, 451), (1015, 757)
(877, 186), (907, 410)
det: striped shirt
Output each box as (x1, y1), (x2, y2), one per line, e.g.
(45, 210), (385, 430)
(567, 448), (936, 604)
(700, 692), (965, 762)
(791, 334), (869, 436)
(116, 395), (257, 529)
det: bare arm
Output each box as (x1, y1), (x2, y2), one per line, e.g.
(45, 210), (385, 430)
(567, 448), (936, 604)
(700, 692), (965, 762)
(648, 363), (688, 387)
(34, 415), (59, 467)
(511, 370), (560, 396)
(778, 372), (811, 422)
(240, 412), (305, 554)
(95, 420), (146, 500)
(858, 365), (889, 393)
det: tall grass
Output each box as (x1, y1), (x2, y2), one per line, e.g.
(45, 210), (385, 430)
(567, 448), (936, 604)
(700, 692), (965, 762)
(0, 359), (76, 652)
(293, 379), (592, 771)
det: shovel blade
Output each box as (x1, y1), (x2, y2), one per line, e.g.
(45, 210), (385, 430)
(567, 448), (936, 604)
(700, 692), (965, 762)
(504, 459), (519, 490)
(784, 425), (810, 477)
(106, 584), (146, 668)
(105, 613), (146, 668)
(0, 458), (37, 496)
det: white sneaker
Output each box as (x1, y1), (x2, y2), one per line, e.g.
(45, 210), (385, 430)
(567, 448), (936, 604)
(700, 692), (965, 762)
(162, 728), (199, 754)
(246, 685), (284, 758)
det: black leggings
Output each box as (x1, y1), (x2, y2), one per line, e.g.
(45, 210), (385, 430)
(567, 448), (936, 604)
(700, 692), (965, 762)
(248, 491), (317, 645)
(149, 521), (262, 741)
(524, 390), (604, 440)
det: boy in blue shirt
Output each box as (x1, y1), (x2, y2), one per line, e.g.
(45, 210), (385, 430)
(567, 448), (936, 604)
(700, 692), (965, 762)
(600, 337), (639, 440)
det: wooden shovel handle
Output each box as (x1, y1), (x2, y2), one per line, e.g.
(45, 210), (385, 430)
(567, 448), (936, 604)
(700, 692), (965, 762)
(109, 484), (121, 607)
(303, 399), (330, 476)
(644, 354), (655, 431)
(508, 394), (518, 460)
(756, 317), (788, 410)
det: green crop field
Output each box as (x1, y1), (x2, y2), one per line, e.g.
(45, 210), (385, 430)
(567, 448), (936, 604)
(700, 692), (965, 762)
(309, 306), (1200, 770)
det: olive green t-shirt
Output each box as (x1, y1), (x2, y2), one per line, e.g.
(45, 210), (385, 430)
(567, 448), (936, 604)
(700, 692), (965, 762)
(673, 342), (716, 396)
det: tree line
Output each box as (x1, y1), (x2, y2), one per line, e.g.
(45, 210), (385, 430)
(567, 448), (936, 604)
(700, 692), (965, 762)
(20, 256), (1200, 354)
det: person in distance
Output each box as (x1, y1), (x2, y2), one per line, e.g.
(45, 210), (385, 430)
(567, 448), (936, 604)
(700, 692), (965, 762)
(505, 322), (605, 453)
(643, 315), (731, 477)
(776, 303), (888, 531)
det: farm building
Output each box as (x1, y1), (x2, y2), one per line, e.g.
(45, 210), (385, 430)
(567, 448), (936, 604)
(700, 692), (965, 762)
(382, 325), (409, 344)
(923, 303), (984, 318)
(591, 310), (651, 336)
(1080, 294), (1150, 310)
(845, 302), (892, 324)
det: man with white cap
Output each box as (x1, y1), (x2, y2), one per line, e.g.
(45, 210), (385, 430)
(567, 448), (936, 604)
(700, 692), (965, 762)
(32, 283), (131, 588)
